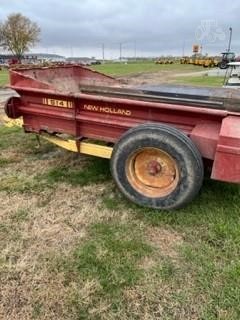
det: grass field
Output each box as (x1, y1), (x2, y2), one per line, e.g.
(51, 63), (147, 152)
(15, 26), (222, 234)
(0, 69), (9, 86)
(91, 61), (198, 77)
(0, 124), (240, 320)
(174, 75), (225, 87)
(0, 63), (223, 87)
(92, 62), (223, 87)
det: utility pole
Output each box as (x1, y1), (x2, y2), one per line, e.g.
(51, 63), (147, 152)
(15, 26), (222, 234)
(134, 41), (137, 60)
(102, 43), (105, 63)
(119, 43), (122, 61)
(182, 40), (185, 57)
(227, 27), (232, 52)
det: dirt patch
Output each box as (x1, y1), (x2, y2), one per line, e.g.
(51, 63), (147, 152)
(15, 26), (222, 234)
(119, 71), (174, 86)
(119, 69), (205, 86)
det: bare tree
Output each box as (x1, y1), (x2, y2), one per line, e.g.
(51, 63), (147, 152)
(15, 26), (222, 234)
(0, 13), (40, 61)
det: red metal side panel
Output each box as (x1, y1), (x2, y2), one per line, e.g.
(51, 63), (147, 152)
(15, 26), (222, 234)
(9, 65), (118, 92)
(211, 116), (240, 183)
(10, 88), (225, 162)
(190, 122), (221, 159)
(18, 92), (76, 135)
(75, 95), (224, 153)
(73, 66), (118, 85)
(10, 72), (53, 90)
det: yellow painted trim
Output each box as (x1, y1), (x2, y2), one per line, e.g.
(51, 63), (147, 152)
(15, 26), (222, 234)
(42, 134), (112, 159)
(78, 141), (112, 159)
(42, 134), (78, 152)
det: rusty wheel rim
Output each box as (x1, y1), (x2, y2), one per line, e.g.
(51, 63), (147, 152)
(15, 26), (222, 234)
(126, 148), (179, 198)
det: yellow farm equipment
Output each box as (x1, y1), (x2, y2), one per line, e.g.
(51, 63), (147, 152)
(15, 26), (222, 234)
(181, 56), (220, 68)
(203, 57), (219, 68)
(155, 58), (174, 64)
(180, 57), (190, 64)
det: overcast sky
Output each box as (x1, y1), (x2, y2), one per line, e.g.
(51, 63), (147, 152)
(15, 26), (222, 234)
(0, 0), (239, 58)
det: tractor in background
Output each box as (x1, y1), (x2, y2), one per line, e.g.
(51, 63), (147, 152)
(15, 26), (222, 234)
(218, 52), (239, 69)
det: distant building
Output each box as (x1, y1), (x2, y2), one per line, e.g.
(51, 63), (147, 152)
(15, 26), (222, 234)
(0, 53), (66, 64)
(66, 57), (101, 65)
(34, 53), (66, 62)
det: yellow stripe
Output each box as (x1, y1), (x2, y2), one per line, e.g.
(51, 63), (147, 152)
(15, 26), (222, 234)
(42, 134), (112, 159)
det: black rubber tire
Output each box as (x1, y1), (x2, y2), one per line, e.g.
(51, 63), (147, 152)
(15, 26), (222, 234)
(219, 61), (228, 69)
(110, 123), (204, 210)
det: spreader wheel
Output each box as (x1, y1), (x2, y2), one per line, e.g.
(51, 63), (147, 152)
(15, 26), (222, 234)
(110, 123), (204, 210)
(126, 147), (180, 198)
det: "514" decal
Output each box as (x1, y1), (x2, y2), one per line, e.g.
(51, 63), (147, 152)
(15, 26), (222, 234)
(42, 98), (73, 108)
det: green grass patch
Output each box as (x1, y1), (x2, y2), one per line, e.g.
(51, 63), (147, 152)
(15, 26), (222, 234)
(56, 222), (152, 316)
(31, 302), (43, 319)
(10, 209), (29, 222)
(131, 179), (240, 228)
(91, 62), (199, 77)
(0, 125), (22, 146)
(44, 157), (111, 186)
(0, 175), (47, 193)
(101, 186), (126, 211)
(72, 223), (152, 294)
(154, 258), (178, 281)
(174, 75), (224, 87)
(0, 126), (60, 193)
(98, 179), (240, 318)
(0, 69), (9, 86)
(0, 157), (13, 167)
(0, 125), (37, 152)
(102, 194), (121, 210)
(0, 125), (56, 155)
(181, 241), (240, 319)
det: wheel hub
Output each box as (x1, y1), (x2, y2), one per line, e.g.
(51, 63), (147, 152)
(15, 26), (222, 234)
(126, 147), (179, 198)
(147, 160), (162, 176)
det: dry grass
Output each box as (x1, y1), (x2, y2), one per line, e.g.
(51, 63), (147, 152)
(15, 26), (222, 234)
(0, 124), (119, 319)
(0, 129), (185, 319)
(0, 181), (125, 319)
(146, 227), (183, 259)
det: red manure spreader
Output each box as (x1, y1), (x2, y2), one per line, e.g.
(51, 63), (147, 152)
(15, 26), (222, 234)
(4, 65), (240, 210)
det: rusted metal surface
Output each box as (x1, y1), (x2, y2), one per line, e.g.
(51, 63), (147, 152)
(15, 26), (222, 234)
(5, 65), (240, 184)
(126, 148), (179, 198)
(9, 64), (119, 92)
